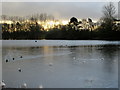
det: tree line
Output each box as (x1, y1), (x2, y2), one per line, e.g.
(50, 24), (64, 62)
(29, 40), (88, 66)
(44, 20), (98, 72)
(1, 2), (120, 40)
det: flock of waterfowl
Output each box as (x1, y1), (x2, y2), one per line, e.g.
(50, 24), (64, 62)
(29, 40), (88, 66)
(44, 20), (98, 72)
(0, 80), (43, 88)
(1, 40), (108, 88)
(2, 54), (105, 88)
(1, 41), (50, 88)
(1, 52), (44, 88)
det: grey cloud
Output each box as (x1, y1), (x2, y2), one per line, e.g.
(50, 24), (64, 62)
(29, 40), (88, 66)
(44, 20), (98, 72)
(2, 2), (118, 20)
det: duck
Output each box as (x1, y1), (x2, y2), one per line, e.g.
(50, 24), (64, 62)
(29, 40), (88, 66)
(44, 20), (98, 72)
(5, 59), (9, 63)
(39, 85), (43, 88)
(82, 61), (86, 64)
(49, 63), (53, 66)
(20, 56), (23, 58)
(73, 57), (76, 60)
(18, 68), (22, 72)
(21, 83), (27, 88)
(101, 58), (104, 60)
(0, 80), (6, 88)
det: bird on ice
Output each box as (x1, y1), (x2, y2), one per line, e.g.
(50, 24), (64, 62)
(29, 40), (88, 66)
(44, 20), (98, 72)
(73, 57), (76, 60)
(18, 68), (22, 72)
(101, 58), (104, 60)
(0, 80), (6, 88)
(39, 85), (43, 88)
(49, 63), (53, 66)
(82, 61), (86, 64)
(5, 59), (9, 62)
(21, 83), (27, 88)
(20, 56), (23, 58)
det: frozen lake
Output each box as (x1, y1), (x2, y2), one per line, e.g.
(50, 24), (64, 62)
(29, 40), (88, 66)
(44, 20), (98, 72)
(2, 40), (120, 88)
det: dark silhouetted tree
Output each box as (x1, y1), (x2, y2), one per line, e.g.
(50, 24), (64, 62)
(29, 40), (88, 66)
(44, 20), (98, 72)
(70, 17), (78, 25)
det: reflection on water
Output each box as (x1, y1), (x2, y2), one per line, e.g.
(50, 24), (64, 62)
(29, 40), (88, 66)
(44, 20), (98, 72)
(100, 45), (118, 74)
(2, 41), (119, 88)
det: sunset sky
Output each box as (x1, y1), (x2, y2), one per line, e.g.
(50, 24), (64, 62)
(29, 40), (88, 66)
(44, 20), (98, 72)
(2, 2), (118, 21)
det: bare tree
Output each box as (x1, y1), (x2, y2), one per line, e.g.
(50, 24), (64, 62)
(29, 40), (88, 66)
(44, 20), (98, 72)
(102, 2), (116, 20)
(101, 2), (116, 31)
(1, 15), (7, 21)
(9, 16), (16, 23)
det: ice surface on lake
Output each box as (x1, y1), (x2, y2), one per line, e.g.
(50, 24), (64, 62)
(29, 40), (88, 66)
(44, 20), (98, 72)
(2, 40), (119, 88)
(2, 40), (120, 47)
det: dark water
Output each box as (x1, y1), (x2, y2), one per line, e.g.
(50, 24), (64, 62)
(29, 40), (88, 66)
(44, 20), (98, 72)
(2, 40), (120, 88)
